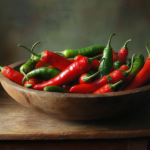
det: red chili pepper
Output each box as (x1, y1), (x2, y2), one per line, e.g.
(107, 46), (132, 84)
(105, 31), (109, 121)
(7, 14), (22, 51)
(69, 54), (135, 93)
(68, 59), (75, 63)
(111, 64), (114, 72)
(48, 65), (55, 68)
(118, 39), (131, 64)
(91, 59), (100, 71)
(119, 65), (132, 83)
(93, 80), (123, 94)
(0, 66), (24, 85)
(18, 44), (72, 71)
(112, 50), (118, 62)
(79, 70), (100, 84)
(120, 65), (130, 71)
(34, 61), (46, 69)
(24, 78), (43, 88)
(124, 43), (150, 91)
(33, 55), (101, 90)
(74, 55), (102, 71)
(79, 73), (91, 84)
(61, 84), (72, 90)
(74, 55), (85, 61)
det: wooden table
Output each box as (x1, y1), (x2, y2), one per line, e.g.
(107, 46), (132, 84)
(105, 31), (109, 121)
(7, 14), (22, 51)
(0, 87), (150, 150)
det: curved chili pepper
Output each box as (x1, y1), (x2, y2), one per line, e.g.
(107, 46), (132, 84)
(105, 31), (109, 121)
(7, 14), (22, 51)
(118, 39), (131, 64)
(124, 43), (150, 91)
(0, 66), (24, 85)
(44, 85), (69, 93)
(24, 78), (43, 88)
(22, 67), (61, 84)
(55, 45), (105, 58)
(114, 60), (122, 70)
(130, 54), (144, 78)
(98, 33), (115, 78)
(33, 55), (102, 90)
(18, 44), (72, 71)
(93, 80), (123, 94)
(69, 54), (135, 93)
(34, 61), (46, 69)
(20, 41), (41, 79)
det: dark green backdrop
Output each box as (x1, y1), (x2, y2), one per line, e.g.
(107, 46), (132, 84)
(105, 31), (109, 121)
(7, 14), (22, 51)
(0, 0), (150, 65)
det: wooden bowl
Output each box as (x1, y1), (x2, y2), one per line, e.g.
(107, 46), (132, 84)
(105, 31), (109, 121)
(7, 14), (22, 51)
(0, 59), (150, 120)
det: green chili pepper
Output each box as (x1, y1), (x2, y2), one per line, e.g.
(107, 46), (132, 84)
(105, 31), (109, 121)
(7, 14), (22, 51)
(44, 86), (69, 93)
(20, 41), (41, 79)
(114, 61), (122, 70)
(98, 33), (115, 78)
(22, 67), (61, 84)
(56, 45), (105, 58)
(130, 54), (144, 77)
(125, 58), (132, 67)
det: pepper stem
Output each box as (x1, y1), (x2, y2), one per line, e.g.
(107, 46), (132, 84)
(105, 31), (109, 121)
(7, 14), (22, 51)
(122, 39), (131, 49)
(124, 53), (136, 76)
(83, 71), (100, 82)
(83, 58), (104, 82)
(110, 80), (123, 90)
(146, 43), (150, 57)
(0, 66), (4, 72)
(105, 33), (115, 49)
(55, 51), (65, 56)
(88, 54), (103, 64)
(18, 44), (39, 57)
(31, 41), (41, 51)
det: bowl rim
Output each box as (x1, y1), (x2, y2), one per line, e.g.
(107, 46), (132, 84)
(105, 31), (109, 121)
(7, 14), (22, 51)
(0, 59), (150, 98)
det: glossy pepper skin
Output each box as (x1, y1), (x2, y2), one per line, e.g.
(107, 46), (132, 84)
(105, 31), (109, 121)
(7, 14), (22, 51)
(20, 59), (36, 78)
(79, 73), (91, 84)
(22, 67), (61, 84)
(130, 54), (144, 78)
(119, 65), (132, 83)
(124, 43), (150, 91)
(93, 80), (123, 94)
(69, 54), (135, 93)
(24, 78), (43, 88)
(79, 71), (99, 84)
(56, 45), (105, 58)
(118, 39), (131, 64)
(0, 66), (24, 85)
(44, 86), (69, 93)
(74, 55), (102, 71)
(18, 44), (72, 71)
(33, 55), (101, 90)
(112, 50), (118, 62)
(98, 33), (115, 78)
(34, 61), (46, 69)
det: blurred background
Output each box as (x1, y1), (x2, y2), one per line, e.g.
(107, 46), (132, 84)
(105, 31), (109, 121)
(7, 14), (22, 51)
(0, 0), (150, 66)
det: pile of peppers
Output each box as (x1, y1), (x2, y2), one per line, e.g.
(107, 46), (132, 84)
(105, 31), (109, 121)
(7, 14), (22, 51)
(1, 33), (150, 94)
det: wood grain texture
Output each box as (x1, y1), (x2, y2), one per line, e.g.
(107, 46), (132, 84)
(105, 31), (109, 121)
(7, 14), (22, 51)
(0, 139), (148, 150)
(1, 60), (150, 120)
(0, 90), (150, 140)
